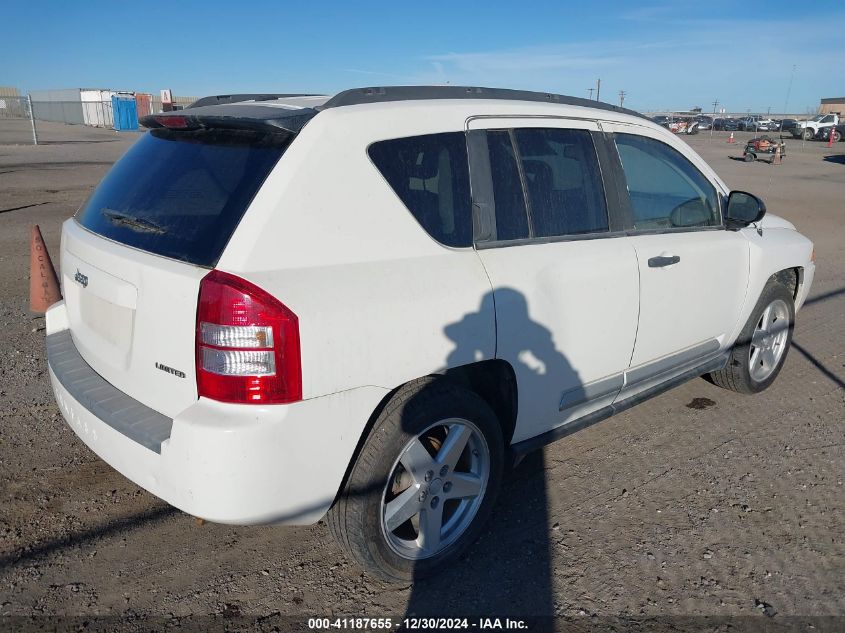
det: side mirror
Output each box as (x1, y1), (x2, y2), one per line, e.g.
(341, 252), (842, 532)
(726, 191), (766, 229)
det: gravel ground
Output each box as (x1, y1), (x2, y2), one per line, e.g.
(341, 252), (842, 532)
(0, 120), (843, 632)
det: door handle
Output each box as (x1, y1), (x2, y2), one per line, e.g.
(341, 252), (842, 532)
(648, 255), (680, 268)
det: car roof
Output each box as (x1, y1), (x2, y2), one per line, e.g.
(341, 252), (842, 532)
(320, 85), (648, 120)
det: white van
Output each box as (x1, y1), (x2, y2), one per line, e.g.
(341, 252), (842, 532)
(45, 86), (815, 581)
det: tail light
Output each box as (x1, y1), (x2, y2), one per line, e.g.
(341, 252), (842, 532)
(196, 270), (301, 404)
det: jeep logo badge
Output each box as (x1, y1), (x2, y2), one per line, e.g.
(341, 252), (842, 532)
(74, 269), (89, 288)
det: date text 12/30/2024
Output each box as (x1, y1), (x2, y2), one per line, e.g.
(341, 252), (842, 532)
(308, 617), (529, 630)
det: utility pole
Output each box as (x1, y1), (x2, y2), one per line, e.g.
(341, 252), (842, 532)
(596, 78), (601, 102)
(587, 88), (594, 100)
(618, 90), (626, 107)
(711, 99), (719, 114)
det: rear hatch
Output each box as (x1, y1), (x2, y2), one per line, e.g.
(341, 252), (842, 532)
(63, 120), (296, 417)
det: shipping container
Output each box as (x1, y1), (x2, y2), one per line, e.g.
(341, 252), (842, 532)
(81, 89), (116, 127)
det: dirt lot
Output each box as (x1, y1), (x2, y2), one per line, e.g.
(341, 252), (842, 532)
(0, 120), (843, 631)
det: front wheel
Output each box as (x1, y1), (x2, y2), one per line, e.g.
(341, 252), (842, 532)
(328, 378), (504, 582)
(834, 129), (842, 143)
(708, 280), (794, 394)
(802, 128), (815, 141)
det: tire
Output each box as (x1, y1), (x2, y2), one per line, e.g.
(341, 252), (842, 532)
(708, 280), (794, 394)
(834, 129), (842, 143)
(744, 153), (755, 162)
(328, 377), (504, 582)
(688, 125), (700, 135)
(802, 128), (814, 141)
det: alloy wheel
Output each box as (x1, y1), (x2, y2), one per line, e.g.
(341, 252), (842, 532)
(748, 298), (790, 382)
(380, 418), (490, 560)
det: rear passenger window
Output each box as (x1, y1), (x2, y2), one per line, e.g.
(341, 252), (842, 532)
(514, 128), (608, 237)
(369, 132), (472, 247)
(615, 134), (720, 230)
(486, 130), (530, 241)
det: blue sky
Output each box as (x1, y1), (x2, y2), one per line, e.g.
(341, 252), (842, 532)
(4, 0), (842, 113)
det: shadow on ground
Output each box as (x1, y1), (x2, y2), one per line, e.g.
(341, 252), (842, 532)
(399, 289), (578, 628)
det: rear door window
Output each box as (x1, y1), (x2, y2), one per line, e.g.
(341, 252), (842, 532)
(368, 132), (472, 247)
(514, 128), (608, 237)
(485, 130), (530, 241)
(76, 128), (290, 267)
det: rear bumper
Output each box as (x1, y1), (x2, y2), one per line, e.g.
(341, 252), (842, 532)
(46, 301), (388, 525)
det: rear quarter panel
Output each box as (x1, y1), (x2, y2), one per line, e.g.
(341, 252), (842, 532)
(217, 104), (497, 399)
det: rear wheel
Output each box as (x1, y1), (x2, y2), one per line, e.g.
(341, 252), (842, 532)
(708, 281), (794, 394)
(834, 129), (842, 143)
(328, 378), (504, 582)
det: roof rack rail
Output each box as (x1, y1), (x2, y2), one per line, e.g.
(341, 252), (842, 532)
(188, 93), (318, 109)
(321, 85), (646, 119)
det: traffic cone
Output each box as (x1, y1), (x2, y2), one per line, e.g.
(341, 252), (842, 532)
(828, 127), (835, 148)
(30, 225), (62, 313)
(727, 132), (735, 144)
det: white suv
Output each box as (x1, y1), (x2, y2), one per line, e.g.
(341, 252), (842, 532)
(46, 86), (815, 581)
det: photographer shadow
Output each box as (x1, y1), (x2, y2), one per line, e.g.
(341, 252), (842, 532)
(400, 288), (585, 628)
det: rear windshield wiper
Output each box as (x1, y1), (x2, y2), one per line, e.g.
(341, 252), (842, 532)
(102, 209), (167, 235)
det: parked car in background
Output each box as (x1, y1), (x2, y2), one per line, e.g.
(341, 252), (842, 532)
(793, 113), (840, 141)
(655, 114), (700, 135)
(772, 119), (799, 133)
(695, 115), (714, 130)
(739, 116), (775, 132)
(814, 123), (843, 142)
(714, 118), (740, 131)
(44, 86), (815, 581)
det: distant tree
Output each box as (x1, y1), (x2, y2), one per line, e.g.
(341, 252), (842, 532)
(691, 106), (702, 113)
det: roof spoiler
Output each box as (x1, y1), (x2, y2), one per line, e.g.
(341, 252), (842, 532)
(140, 110), (315, 134)
(188, 94), (317, 109)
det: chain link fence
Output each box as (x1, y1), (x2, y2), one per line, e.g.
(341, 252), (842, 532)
(0, 95), (39, 144)
(0, 90), (200, 145)
(30, 100), (115, 127)
(0, 95), (31, 119)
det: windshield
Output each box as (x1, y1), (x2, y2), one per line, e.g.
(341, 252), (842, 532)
(76, 128), (290, 267)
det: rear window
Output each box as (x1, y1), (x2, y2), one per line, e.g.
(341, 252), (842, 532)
(368, 132), (472, 248)
(76, 128), (290, 267)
